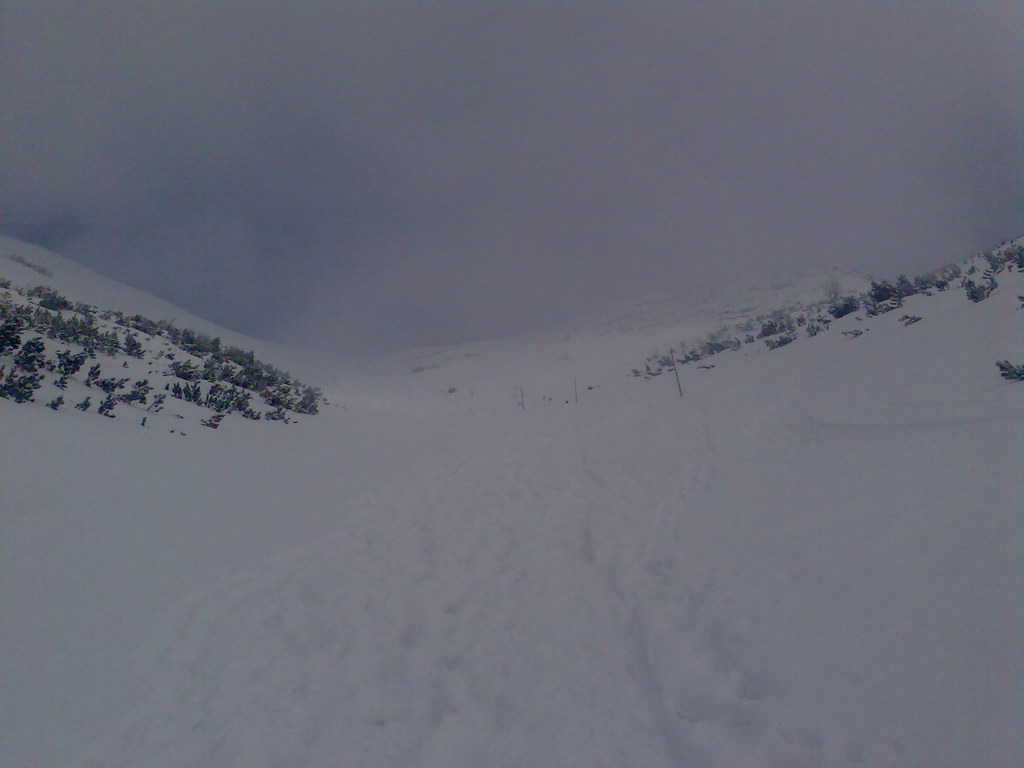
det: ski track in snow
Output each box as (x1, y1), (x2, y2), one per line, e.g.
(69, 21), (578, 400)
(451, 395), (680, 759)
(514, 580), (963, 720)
(81, 401), (911, 768)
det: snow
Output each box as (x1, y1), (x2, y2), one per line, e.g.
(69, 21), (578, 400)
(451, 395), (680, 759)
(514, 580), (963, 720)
(2, 237), (1022, 767)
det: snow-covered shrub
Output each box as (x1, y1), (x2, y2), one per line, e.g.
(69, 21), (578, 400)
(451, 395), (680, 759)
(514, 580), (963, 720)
(13, 337), (46, 373)
(0, 370), (43, 402)
(29, 287), (73, 312)
(963, 278), (995, 303)
(0, 316), (23, 355)
(123, 332), (144, 359)
(995, 361), (1024, 381)
(6, 254), (53, 277)
(97, 394), (118, 417)
(765, 333), (797, 350)
(169, 359), (200, 381)
(755, 310), (796, 339)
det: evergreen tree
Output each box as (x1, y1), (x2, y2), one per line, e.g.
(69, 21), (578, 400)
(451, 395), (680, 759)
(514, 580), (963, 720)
(56, 349), (88, 377)
(120, 379), (152, 405)
(170, 359), (199, 381)
(230, 387), (251, 412)
(262, 383), (296, 410)
(1, 370), (43, 402)
(201, 358), (222, 381)
(97, 394), (118, 417)
(892, 274), (915, 307)
(96, 330), (121, 356)
(913, 273), (935, 292)
(38, 290), (72, 311)
(265, 405), (289, 422)
(827, 294), (860, 319)
(46, 395), (64, 410)
(294, 386), (321, 415)
(13, 337), (46, 372)
(54, 349), (87, 389)
(0, 317), (22, 355)
(200, 413), (225, 429)
(868, 280), (895, 303)
(97, 377), (128, 394)
(765, 333), (797, 350)
(757, 313), (794, 338)
(75, 396), (92, 412)
(204, 382), (228, 411)
(123, 332), (144, 359)
(963, 279), (991, 303)
(995, 361), (1024, 381)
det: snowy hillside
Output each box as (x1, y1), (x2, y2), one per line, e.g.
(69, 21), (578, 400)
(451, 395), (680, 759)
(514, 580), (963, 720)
(2, 236), (1022, 768)
(0, 240), (333, 433)
(0, 235), (349, 387)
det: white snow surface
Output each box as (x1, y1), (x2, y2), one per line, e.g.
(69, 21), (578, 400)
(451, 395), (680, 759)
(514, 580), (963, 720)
(2, 238), (1022, 767)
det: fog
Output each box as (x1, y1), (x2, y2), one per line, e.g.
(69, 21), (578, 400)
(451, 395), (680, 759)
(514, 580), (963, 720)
(1, 2), (1021, 356)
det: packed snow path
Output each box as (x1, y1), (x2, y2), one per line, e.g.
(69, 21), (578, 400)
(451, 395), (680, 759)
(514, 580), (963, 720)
(85, 404), (731, 767)
(81, 384), (1019, 768)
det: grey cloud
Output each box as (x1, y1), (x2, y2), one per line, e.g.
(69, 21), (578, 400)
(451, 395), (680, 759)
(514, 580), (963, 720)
(1, 2), (1021, 355)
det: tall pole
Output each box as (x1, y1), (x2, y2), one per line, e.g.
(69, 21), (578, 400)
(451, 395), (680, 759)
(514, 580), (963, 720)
(670, 349), (683, 398)
(574, 377), (578, 404)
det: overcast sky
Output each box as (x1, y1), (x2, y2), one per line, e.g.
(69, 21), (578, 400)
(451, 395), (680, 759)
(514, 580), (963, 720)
(1, 2), (1021, 355)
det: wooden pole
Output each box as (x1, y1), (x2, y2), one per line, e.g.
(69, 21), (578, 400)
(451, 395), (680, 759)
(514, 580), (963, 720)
(670, 348), (683, 398)
(573, 377), (578, 404)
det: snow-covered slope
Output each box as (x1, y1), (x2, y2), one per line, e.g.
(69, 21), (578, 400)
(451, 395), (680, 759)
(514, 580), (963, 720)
(0, 236), (347, 386)
(2, 236), (1022, 768)
(0, 235), (236, 342)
